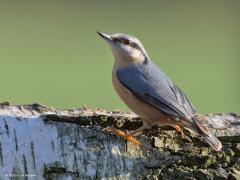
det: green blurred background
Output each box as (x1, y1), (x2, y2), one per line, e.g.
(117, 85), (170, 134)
(0, 1), (239, 113)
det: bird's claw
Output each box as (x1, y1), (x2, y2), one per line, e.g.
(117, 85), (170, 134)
(181, 133), (192, 142)
(174, 125), (192, 143)
(106, 127), (144, 147)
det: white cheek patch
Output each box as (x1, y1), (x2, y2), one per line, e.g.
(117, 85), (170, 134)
(126, 46), (144, 61)
(110, 44), (145, 63)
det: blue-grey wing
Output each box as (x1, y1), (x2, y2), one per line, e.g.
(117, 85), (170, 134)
(116, 61), (196, 119)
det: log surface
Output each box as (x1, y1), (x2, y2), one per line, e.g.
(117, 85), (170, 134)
(0, 103), (239, 180)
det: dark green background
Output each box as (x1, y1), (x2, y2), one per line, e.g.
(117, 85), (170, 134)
(0, 1), (239, 113)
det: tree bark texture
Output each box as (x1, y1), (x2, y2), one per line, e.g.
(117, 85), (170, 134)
(0, 103), (239, 180)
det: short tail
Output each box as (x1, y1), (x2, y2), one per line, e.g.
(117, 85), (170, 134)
(192, 115), (222, 151)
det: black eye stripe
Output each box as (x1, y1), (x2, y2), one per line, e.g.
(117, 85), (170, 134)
(113, 37), (142, 51)
(130, 42), (137, 48)
(114, 38), (127, 44)
(129, 42), (142, 51)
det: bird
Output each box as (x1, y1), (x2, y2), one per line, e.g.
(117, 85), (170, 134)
(97, 31), (222, 151)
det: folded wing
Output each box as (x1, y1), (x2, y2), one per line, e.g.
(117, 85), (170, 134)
(116, 61), (196, 120)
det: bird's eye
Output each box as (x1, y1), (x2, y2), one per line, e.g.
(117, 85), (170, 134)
(123, 39), (129, 45)
(113, 37), (129, 45)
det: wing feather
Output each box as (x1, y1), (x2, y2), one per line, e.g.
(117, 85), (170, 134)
(116, 61), (196, 119)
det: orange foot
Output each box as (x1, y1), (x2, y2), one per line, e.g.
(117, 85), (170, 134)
(174, 125), (192, 142)
(108, 127), (144, 147)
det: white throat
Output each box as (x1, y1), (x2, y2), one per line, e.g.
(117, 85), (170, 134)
(110, 45), (146, 69)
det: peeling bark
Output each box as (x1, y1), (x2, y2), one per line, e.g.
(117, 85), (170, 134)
(0, 103), (239, 180)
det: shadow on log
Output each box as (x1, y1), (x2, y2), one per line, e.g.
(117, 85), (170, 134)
(0, 103), (239, 179)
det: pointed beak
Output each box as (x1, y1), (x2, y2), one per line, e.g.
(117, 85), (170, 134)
(97, 31), (112, 42)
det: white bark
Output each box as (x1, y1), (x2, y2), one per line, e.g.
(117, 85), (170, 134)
(0, 103), (239, 180)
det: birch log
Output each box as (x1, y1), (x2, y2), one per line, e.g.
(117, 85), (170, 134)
(0, 103), (239, 180)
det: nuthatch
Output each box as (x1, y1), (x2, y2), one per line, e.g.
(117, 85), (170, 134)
(97, 32), (222, 151)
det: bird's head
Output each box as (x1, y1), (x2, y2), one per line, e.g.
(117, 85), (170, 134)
(97, 32), (149, 65)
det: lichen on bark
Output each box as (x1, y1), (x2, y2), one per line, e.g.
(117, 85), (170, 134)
(0, 103), (239, 179)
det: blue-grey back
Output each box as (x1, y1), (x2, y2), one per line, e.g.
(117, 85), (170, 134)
(116, 59), (196, 119)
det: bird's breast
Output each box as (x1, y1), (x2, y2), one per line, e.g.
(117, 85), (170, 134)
(112, 70), (144, 116)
